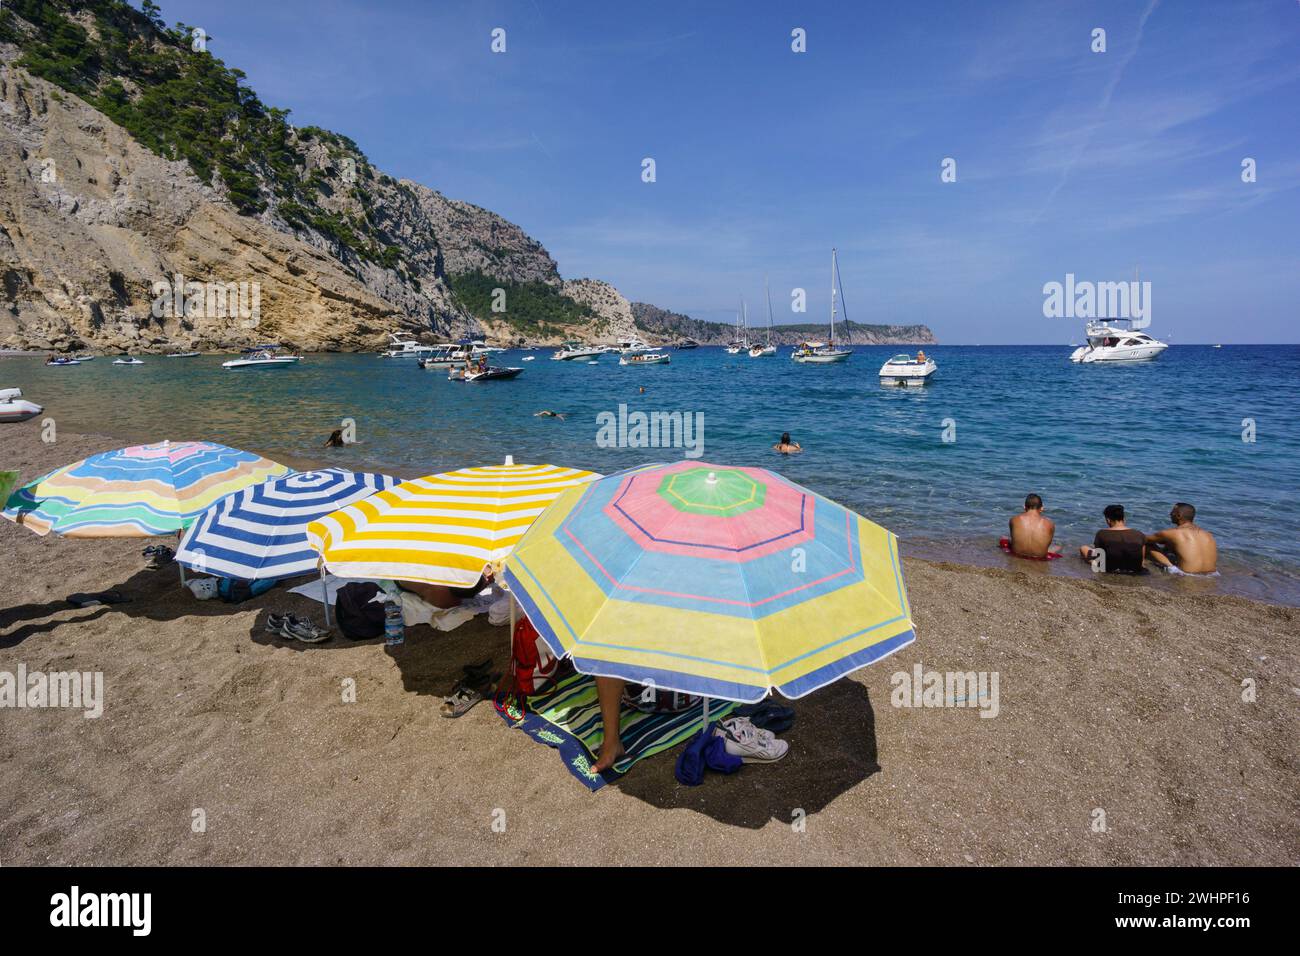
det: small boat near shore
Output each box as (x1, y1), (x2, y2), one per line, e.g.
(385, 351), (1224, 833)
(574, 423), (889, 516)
(167, 351), (201, 358)
(879, 353), (937, 386)
(619, 351), (670, 366)
(45, 357), (81, 367)
(675, 339), (699, 350)
(449, 363), (524, 381)
(113, 356), (145, 366)
(0, 387), (42, 423)
(222, 346), (301, 369)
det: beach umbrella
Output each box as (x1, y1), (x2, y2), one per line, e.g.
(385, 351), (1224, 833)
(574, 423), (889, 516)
(176, 468), (398, 624)
(502, 461), (915, 714)
(2, 441), (289, 539)
(306, 461), (599, 587)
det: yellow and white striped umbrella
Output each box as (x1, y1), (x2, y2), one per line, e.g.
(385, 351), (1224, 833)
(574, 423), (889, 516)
(305, 462), (599, 587)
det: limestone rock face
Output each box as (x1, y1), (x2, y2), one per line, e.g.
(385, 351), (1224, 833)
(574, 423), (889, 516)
(0, 63), (411, 352)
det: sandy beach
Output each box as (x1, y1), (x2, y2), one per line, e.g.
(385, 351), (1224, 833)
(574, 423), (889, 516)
(1, 426), (1296, 866)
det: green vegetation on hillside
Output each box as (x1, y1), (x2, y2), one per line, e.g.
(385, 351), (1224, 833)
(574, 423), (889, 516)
(4, 0), (401, 267)
(449, 272), (589, 337)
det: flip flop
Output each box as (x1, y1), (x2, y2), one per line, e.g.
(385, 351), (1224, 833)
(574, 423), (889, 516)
(734, 702), (795, 731)
(66, 590), (130, 608)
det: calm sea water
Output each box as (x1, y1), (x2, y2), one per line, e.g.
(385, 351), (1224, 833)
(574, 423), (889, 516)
(4, 345), (1298, 604)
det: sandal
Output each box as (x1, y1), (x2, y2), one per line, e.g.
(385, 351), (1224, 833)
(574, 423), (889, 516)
(440, 672), (500, 718)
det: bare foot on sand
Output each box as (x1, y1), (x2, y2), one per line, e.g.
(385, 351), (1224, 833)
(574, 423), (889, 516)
(590, 742), (626, 773)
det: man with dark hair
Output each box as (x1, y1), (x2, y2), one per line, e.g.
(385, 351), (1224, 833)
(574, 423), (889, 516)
(1007, 493), (1059, 559)
(1146, 502), (1218, 574)
(1078, 504), (1145, 573)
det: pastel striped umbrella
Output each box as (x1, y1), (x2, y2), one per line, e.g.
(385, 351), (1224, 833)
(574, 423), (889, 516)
(307, 462), (599, 586)
(2, 441), (289, 538)
(176, 468), (398, 581)
(503, 461), (915, 704)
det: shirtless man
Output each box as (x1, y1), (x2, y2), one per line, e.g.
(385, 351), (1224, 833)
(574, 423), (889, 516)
(1008, 493), (1060, 558)
(1146, 502), (1218, 574)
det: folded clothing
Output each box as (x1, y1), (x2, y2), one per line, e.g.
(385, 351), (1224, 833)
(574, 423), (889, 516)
(675, 723), (743, 786)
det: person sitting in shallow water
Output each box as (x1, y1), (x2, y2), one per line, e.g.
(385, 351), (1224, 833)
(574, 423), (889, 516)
(1007, 493), (1060, 559)
(324, 429), (346, 448)
(1146, 502), (1218, 575)
(774, 432), (802, 454)
(1078, 503), (1145, 573)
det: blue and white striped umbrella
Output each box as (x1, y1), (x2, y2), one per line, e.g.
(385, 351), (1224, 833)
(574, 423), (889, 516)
(176, 468), (397, 581)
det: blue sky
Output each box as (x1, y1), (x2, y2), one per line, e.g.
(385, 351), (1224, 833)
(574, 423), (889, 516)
(142, 0), (1299, 343)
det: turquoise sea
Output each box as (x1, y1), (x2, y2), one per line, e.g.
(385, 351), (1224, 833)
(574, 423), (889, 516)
(3, 345), (1298, 604)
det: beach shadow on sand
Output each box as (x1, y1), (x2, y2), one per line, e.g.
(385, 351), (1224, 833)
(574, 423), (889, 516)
(607, 679), (881, 829)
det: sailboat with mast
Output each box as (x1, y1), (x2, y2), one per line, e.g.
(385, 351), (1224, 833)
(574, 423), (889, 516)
(792, 248), (853, 363)
(749, 277), (777, 357)
(725, 298), (750, 354)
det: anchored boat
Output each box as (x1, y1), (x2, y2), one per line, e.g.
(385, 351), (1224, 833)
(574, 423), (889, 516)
(792, 248), (853, 363)
(878, 352), (937, 386)
(551, 341), (604, 361)
(222, 346), (301, 369)
(619, 351), (670, 366)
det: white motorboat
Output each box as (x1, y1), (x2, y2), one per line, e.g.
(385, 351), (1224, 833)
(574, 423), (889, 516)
(417, 344), (461, 369)
(792, 248), (853, 363)
(44, 357), (81, 367)
(382, 331), (445, 358)
(167, 351), (201, 358)
(551, 342), (604, 361)
(73, 354), (95, 361)
(879, 352), (937, 386)
(0, 387), (42, 423)
(619, 351), (670, 366)
(522, 355), (536, 361)
(222, 346), (301, 369)
(1069, 320), (1168, 363)
(616, 334), (653, 354)
(113, 356), (144, 365)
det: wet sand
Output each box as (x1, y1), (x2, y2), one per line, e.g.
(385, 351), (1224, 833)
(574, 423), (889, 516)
(1, 426), (1297, 865)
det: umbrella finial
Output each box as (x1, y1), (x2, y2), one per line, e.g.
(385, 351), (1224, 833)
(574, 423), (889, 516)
(706, 471), (717, 484)
(504, 455), (515, 466)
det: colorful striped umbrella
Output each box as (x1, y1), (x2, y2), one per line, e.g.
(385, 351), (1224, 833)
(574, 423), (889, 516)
(307, 462), (600, 587)
(503, 461), (915, 703)
(176, 468), (397, 581)
(2, 441), (289, 538)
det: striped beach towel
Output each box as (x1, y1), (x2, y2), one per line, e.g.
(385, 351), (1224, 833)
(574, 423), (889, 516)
(496, 672), (737, 791)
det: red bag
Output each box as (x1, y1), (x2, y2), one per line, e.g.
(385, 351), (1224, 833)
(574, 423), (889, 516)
(511, 616), (559, 696)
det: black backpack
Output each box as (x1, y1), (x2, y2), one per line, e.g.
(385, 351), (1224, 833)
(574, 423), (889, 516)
(336, 582), (385, 640)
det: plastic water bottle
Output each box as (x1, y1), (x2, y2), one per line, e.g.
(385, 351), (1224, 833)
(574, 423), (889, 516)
(383, 595), (405, 646)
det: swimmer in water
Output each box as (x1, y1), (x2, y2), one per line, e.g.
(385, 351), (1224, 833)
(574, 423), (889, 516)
(773, 432), (802, 454)
(534, 410), (566, 421)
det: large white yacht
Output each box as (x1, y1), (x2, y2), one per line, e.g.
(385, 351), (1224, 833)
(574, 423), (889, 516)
(1069, 320), (1168, 363)
(382, 331), (445, 358)
(551, 341), (605, 361)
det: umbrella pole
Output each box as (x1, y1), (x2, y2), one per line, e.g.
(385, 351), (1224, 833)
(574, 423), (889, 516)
(701, 694), (710, 737)
(178, 562), (186, 586)
(320, 566), (332, 628)
(509, 594), (516, 658)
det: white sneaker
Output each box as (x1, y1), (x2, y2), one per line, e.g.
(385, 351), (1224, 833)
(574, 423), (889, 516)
(715, 717), (789, 763)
